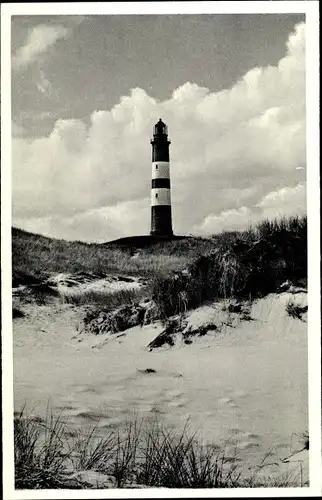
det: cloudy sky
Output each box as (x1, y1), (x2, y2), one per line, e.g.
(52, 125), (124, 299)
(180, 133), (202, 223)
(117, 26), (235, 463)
(11, 13), (306, 242)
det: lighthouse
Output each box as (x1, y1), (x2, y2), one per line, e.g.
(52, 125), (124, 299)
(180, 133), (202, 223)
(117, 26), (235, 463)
(150, 119), (173, 237)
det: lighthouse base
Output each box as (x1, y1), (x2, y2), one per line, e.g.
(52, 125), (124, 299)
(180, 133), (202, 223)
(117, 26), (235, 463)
(150, 206), (173, 237)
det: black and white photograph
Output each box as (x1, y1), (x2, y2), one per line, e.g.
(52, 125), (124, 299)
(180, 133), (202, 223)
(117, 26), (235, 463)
(1, 1), (320, 497)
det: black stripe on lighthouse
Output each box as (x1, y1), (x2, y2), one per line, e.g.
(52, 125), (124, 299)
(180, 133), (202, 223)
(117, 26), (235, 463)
(151, 178), (171, 189)
(151, 206), (172, 236)
(152, 145), (169, 162)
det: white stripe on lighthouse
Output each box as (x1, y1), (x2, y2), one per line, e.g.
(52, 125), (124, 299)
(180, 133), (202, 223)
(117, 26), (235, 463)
(151, 188), (171, 206)
(152, 161), (170, 179)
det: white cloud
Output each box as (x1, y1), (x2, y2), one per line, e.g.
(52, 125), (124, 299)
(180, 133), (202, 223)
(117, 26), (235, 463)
(196, 183), (306, 235)
(12, 24), (69, 71)
(197, 206), (254, 235)
(14, 199), (149, 243)
(12, 22), (306, 242)
(257, 182), (306, 218)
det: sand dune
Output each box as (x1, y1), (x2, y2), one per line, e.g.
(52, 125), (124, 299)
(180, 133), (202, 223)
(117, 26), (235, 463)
(13, 274), (308, 482)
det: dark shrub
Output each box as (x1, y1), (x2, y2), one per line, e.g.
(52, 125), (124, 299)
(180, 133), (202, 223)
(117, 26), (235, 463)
(286, 300), (308, 320)
(152, 216), (307, 318)
(13, 307), (25, 318)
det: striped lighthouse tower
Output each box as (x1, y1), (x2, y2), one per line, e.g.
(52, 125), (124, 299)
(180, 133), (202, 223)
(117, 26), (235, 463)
(150, 119), (173, 237)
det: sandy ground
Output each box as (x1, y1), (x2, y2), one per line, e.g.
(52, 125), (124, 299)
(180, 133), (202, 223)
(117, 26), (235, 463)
(48, 272), (143, 295)
(13, 285), (308, 483)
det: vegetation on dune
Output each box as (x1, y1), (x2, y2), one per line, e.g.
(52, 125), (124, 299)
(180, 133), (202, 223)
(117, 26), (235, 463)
(12, 307), (25, 318)
(147, 316), (222, 351)
(12, 215), (307, 317)
(14, 406), (307, 489)
(12, 226), (258, 282)
(285, 300), (308, 321)
(152, 216), (307, 318)
(12, 228), (204, 280)
(61, 287), (147, 308)
(83, 303), (147, 336)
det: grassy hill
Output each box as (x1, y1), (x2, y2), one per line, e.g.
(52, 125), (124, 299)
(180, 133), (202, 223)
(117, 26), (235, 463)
(12, 215), (307, 316)
(105, 234), (189, 248)
(12, 227), (225, 282)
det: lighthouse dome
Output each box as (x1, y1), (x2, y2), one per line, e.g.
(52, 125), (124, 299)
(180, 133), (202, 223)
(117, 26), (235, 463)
(154, 118), (168, 136)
